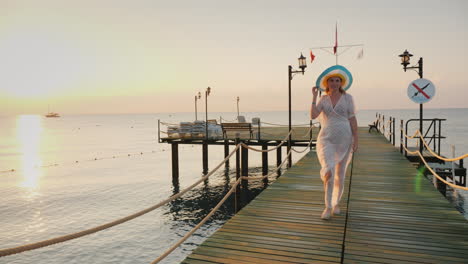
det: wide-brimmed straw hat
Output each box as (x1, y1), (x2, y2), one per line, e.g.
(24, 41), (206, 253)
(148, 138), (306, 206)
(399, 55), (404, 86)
(315, 65), (353, 92)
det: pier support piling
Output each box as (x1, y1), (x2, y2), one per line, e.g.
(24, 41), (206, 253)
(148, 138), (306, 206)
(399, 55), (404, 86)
(241, 142), (248, 189)
(400, 120), (404, 154)
(171, 143), (179, 181)
(276, 141), (282, 176)
(235, 138), (241, 212)
(202, 142), (208, 174)
(262, 144), (268, 185)
(224, 139), (230, 167)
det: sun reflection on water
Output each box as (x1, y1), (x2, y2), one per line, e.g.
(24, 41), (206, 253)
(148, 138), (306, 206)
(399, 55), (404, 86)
(16, 115), (44, 189)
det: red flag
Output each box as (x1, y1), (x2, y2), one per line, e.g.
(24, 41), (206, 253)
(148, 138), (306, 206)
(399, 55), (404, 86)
(310, 50), (315, 63)
(333, 23), (338, 54)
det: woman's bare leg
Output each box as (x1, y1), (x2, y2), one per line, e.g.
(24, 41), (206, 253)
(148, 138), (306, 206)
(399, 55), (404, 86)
(321, 169), (334, 220)
(332, 152), (352, 209)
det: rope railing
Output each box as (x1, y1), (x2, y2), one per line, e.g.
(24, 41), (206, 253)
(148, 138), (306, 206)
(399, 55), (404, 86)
(401, 129), (468, 161)
(293, 126), (317, 138)
(260, 121), (319, 127)
(241, 127), (315, 154)
(220, 117), (238, 122)
(152, 136), (298, 262)
(151, 177), (242, 263)
(291, 136), (315, 153)
(401, 144), (468, 191)
(0, 144), (241, 258)
(240, 147), (293, 181)
(414, 130), (468, 162)
(402, 129), (420, 140)
(239, 129), (294, 153)
(399, 128), (467, 190)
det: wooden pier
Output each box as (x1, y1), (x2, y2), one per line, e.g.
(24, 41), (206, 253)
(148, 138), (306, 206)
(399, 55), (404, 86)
(161, 126), (320, 178)
(181, 127), (468, 264)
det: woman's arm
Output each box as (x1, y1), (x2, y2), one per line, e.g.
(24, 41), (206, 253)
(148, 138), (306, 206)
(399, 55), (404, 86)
(349, 116), (358, 152)
(310, 86), (320, 119)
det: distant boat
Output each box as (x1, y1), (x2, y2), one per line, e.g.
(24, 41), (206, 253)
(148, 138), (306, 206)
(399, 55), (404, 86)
(45, 105), (60, 118)
(45, 112), (60, 118)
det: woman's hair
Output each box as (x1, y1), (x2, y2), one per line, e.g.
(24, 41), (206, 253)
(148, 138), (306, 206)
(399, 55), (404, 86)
(325, 76), (346, 94)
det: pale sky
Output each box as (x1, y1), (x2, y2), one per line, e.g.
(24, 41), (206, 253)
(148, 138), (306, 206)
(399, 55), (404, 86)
(1, 0), (467, 115)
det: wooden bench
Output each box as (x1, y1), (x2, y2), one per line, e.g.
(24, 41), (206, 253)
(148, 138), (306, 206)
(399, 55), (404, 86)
(221, 122), (253, 139)
(368, 118), (380, 132)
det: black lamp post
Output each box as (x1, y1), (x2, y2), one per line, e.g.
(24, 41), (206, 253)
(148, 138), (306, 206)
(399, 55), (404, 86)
(399, 49), (424, 155)
(202, 87), (211, 174)
(194, 92), (201, 121)
(287, 53), (307, 168)
(236, 96), (240, 117)
(205, 87), (211, 139)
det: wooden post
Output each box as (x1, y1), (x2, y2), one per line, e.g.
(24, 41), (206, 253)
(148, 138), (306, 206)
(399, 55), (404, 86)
(202, 142), (208, 174)
(382, 115), (385, 135)
(171, 143), (179, 181)
(241, 142), (248, 189)
(393, 117), (396, 146)
(224, 139), (229, 167)
(257, 119), (261, 140)
(438, 120), (442, 156)
(276, 141), (282, 176)
(378, 114), (381, 132)
(235, 138), (241, 212)
(400, 120), (404, 154)
(262, 143), (268, 185)
(388, 117), (392, 141)
(158, 119), (161, 143)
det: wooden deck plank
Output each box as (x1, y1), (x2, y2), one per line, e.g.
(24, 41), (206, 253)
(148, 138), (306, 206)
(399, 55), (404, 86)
(182, 127), (468, 263)
(343, 128), (468, 263)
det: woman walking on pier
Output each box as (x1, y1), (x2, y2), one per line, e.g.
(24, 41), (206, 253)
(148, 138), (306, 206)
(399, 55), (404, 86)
(310, 65), (358, 220)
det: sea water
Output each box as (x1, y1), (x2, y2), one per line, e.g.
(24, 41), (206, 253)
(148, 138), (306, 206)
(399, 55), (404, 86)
(0, 109), (467, 264)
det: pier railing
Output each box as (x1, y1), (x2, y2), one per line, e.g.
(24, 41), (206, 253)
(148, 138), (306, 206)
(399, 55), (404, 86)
(402, 129), (468, 190)
(158, 118), (319, 142)
(405, 118), (446, 158)
(374, 112), (466, 188)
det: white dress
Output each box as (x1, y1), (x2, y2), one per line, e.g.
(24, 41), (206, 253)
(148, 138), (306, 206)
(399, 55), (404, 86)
(315, 93), (356, 208)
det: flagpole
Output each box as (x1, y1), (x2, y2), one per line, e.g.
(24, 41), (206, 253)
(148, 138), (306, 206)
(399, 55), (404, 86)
(309, 23), (364, 65)
(335, 22), (338, 65)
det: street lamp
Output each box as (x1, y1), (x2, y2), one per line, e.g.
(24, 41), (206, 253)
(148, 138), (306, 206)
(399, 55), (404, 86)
(287, 53), (307, 168)
(202, 87), (211, 174)
(398, 49), (424, 156)
(236, 96), (240, 117)
(205, 87), (211, 140)
(399, 50), (423, 78)
(194, 92), (201, 121)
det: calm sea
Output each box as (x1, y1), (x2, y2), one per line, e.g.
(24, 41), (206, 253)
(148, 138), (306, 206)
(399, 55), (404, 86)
(1, 108), (467, 264)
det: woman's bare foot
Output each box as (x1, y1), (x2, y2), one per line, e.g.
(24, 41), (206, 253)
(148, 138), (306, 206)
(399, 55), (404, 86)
(333, 205), (340, 215)
(321, 208), (332, 220)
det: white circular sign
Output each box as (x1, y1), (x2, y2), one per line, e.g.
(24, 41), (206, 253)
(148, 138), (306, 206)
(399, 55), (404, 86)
(407, 78), (435, 104)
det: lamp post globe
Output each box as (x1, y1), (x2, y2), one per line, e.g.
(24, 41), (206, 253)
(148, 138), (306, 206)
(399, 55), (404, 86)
(399, 50), (413, 71)
(298, 53), (307, 74)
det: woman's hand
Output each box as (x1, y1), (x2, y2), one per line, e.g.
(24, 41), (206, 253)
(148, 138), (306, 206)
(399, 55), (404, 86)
(352, 139), (358, 153)
(312, 86), (319, 98)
